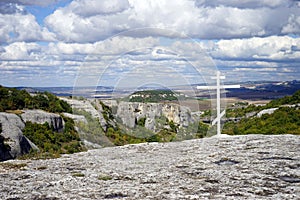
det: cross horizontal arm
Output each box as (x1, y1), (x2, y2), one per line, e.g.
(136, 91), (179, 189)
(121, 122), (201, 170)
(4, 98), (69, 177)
(197, 85), (240, 90)
(224, 85), (241, 89)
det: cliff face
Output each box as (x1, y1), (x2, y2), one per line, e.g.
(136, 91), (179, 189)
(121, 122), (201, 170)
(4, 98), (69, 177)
(0, 110), (66, 161)
(21, 110), (64, 132)
(115, 102), (193, 131)
(59, 98), (195, 133)
(64, 98), (195, 131)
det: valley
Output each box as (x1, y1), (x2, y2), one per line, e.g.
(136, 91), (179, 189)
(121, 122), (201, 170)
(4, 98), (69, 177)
(1, 79), (300, 162)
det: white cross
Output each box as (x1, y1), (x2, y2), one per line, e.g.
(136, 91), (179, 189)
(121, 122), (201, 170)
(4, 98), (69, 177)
(197, 71), (240, 136)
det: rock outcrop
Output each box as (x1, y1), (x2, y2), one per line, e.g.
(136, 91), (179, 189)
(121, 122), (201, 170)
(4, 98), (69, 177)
(59, 98), (194, 133)
(0, 134), (299, 199)
(62, 113), (87, 124)
(257, 108), (279, 118)
(21, 110), (64, 132)
(0, 113), (38, 161)
(0, 110), (67, 161)
(115, 102), (193, 131)
(60, 97), (108, 130)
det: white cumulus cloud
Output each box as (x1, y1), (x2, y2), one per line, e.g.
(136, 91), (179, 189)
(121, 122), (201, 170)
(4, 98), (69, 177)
(44, 0), (300, 42)
(212, 36), (300, 61)
(0, 12), (56, 43)
(70, 0), (130, 16)
(194, 0), (297, 9)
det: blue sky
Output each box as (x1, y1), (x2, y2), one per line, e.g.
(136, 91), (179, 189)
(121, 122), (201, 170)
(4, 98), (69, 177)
(0, 0), (300, 87)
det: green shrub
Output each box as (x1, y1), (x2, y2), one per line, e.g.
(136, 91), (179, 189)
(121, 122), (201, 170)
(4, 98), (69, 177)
(72, 173), (85, 177)
(98, 174), (112, 181)
(196, 122), (209, 138)
(223, 107), (300, 135)
(22, 118), (85, 158)
(0, 86), (72, 113)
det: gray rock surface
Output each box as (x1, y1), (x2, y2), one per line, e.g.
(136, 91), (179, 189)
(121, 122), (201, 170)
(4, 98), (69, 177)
(116, 102), (193, 131)
(60, 98), (100, 119)
(0, 134), (299, 199)
(0, 113), (38, 160)
(21, 110), (64, 132)
(257, 108), (279, 118)
(62, 113), (87, 124)
(60, 98), (108, 130)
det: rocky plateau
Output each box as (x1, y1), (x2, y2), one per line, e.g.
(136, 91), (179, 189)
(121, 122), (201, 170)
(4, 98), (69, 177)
(0, 134), (299, 199)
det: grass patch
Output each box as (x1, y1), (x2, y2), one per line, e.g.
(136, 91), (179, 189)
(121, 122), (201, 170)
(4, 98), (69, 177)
(72, 172), (85, 177)
(18, 150), (61, 160)
(0, 162), (27, 170)
(35, 166), (47, 170)
(98, 174), (112, 181)
(5, 110), (24, 115)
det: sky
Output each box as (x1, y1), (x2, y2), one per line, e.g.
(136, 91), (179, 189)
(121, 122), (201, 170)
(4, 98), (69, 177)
(0, 0), (300, 87)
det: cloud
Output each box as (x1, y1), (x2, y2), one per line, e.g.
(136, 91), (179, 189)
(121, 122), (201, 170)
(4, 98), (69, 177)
(45, 9), (117, 42)
(47, 36), (159, 56)
(1, 0), (299, 44)
(282, 14), (300, 34)
(1, 0), (299, 86)
(44, 0), (300, 42)
(212, 36), (300, 61)
(0, 42), (42, 60)
(1, 0), (61, 7)
(0, 2), (27, 14)
(1, 35), (299, 86)
(0, 11), (56, 43)
(194, 0), (297, 9)
(69, 0), (130, 16)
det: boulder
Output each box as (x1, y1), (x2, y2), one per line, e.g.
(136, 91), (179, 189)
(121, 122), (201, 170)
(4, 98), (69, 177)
(0, 113), (38, 161)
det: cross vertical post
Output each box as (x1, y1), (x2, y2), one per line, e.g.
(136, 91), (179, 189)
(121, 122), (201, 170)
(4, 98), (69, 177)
(197, 71), (240, 136)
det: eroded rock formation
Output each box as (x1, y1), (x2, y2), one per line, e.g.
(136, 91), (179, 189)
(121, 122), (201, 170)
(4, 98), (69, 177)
(115, 102), (193, 131)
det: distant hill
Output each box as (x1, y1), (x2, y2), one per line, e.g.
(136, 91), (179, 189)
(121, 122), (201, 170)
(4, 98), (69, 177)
(225, 80), (300, 100)
(11, 80), (300, 101)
